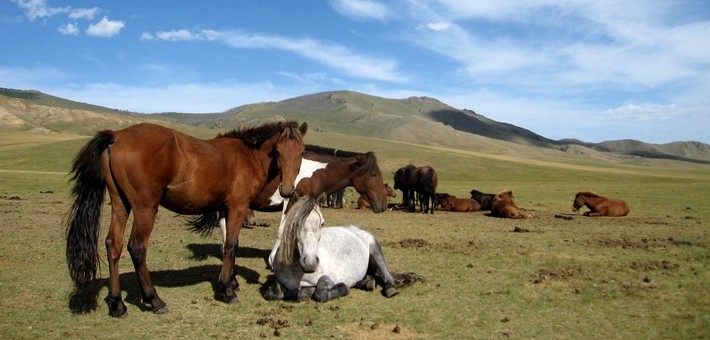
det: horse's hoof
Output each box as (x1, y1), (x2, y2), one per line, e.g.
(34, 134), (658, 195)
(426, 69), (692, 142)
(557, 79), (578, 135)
(384, 287), (399, 298)
(109, 307), (128, 318)
(153, 305), (169, 314)
(225, 295), (240, 305)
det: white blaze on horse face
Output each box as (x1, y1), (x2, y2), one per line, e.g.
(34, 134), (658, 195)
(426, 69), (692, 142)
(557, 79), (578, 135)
(268, 158), (328, 206)
(298, 205), (324, 273)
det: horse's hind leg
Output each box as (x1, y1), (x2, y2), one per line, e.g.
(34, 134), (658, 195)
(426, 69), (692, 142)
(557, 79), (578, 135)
(313, 276), (349, 302)
(354, 274), (376, 291)
(102, 151), (131, 317)
(127, 208), (167, 314)
(368, 240), (399, 298)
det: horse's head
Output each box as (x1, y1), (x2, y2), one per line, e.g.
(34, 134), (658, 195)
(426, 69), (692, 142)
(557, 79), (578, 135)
(352, 152), (388, 213)
(572, 192), (586, 212)
(279, 195), (324, 273)
(275, 122), (308, 198)
(495, 190), (514, 203)
(384, 183), (397, 198)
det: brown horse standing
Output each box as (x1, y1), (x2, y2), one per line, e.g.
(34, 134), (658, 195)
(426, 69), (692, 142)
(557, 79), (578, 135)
(435, 193), (481, 212)
(357, 183), (396, 210)
(573, 191), (630, 217)
(491, 190), (531, 218)
(65, 121), (307, 317)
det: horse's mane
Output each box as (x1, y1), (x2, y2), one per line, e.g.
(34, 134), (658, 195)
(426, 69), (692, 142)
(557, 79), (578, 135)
(494, 190), (514, 202)
(278, 196), (320, 266)
(306, 144), (378, 175)
(219, 121), (302, 149)
(577, 191), (602, 198)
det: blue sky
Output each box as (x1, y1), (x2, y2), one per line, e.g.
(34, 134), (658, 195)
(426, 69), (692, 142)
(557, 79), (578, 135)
(1, 0), (709, 144)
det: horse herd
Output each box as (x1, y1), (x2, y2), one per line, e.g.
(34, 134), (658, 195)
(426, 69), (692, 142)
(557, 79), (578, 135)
(64, 121), (629, 318)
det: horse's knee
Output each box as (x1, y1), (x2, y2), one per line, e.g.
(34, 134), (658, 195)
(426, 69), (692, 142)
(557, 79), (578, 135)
(127, 239), (146, 264)
(264, 282), (285, 301)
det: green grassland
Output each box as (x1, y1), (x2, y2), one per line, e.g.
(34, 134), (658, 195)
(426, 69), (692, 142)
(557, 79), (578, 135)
(0, 128), (708, 339)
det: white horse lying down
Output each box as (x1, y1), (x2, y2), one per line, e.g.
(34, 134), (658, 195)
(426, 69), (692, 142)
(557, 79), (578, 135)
(264, 195), (399, 302)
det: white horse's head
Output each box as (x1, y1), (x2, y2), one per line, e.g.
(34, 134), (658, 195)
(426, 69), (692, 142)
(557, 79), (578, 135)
(279, 194), (326, 273)
(297, 200), (324, 273)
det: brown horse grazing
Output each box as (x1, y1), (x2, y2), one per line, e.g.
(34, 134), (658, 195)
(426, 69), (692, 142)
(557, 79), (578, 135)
(65, 121), (307, 317)
(491, 190), (531, 219)
(573, 191), (630, 217)
(470, 189), (495, 211)
(394, 164), (438, 214)
(435, 193), (481, 212)
(358, 183), (396, 210)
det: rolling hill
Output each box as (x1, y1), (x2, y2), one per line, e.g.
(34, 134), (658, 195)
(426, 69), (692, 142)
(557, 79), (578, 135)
(1, 87), (708, 163)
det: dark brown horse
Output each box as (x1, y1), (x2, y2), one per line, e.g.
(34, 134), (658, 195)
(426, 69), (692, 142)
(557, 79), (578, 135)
(470, 189), (495, 211)
(435, 193), (481, 212)
(394, 164), (438, 214)
(65, 121), (307, 317)
(573, 191), (630, 217)
(357, 183), (396, 210)
(491, 190), (532, 219)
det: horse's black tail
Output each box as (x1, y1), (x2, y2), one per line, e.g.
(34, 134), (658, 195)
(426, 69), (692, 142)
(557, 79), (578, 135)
(187, 212), (220, 236)
(65, 130), (114, 288)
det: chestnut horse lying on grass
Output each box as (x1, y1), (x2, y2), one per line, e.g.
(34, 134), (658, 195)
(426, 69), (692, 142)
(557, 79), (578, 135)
(491, 190), (533, 219)
(357, 183), (397, 210)
(435, 193), (481, 212)
(573, 191), (630, 217)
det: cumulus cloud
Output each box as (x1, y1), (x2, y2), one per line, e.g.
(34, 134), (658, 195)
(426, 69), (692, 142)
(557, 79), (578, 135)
(58, 23), (78, 35)
(86, 16), (124, 37)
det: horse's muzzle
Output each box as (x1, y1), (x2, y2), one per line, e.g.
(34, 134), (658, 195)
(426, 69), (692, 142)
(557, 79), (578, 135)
(300, 256), (319, 273)
(279, 184), (296, 198)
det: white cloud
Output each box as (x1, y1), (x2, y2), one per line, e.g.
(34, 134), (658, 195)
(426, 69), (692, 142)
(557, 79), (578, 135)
(329, 0), (392, 21)
(222, 31), (407, 82)
(143, 29), (221, 42)
(68, 7), (100, 20)
(601, 103), (687, 122)
(425, 22), (451, 31)
(86, 16), (124, 37)
(140, 32), (154, 41)
(58, 23), (78, 35)
(13, 0), (69, 21)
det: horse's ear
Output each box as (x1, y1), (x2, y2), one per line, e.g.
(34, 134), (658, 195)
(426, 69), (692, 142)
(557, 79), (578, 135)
(299, 122), (308, 136)
(276, 121), (285, 133)
(355, 154), (367, 164)
(316, 192), (327, 206)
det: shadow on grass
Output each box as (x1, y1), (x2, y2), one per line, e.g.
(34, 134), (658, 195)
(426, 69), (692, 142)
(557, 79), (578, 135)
(68, 245), (269, 315)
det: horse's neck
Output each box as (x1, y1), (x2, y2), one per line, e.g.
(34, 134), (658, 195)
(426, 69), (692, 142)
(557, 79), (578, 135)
(305, 157), (358, 194)
(583, 195), (604, 207)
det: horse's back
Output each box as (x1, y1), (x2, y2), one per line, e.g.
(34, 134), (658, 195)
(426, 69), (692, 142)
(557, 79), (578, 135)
(316, 226), (371, 286)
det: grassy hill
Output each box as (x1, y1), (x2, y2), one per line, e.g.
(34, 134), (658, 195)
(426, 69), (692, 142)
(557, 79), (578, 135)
(1, 88), (708, 163)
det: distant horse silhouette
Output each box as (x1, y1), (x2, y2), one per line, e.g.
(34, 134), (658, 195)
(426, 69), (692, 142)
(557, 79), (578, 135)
(264, 195), (400, 302)
(358, 183), (396, 210)
(435, 193), (481, 212)
(326, 189), (345, 208)
(470, 189), (496, 211)
(190, 145), (390, 267)
(573, 191), (630, 217)
(491, 190), (532, 219)
(65, 121), (307, 317)
(394, 165), (438, 214)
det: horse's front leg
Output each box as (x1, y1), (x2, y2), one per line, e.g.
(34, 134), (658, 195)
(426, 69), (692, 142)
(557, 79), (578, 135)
(313, 276), (349, 302)
(219, 204), (247, 304)
(127, 208), (167, 314)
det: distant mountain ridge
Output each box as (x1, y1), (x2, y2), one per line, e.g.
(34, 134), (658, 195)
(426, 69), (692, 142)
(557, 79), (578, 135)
(1, 88), (708, 163)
